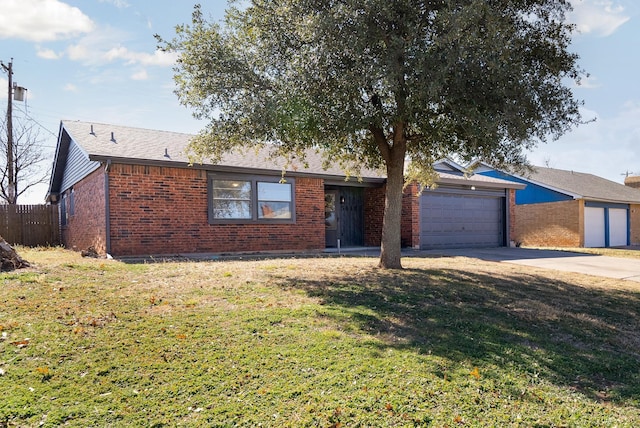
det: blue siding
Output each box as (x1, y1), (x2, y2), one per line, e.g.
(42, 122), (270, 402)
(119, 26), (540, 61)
(479, 170), (572, 205)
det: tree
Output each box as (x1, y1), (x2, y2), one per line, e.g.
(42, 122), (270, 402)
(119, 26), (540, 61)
(158, 0), (584, 269)
(0, 118), (50, 204)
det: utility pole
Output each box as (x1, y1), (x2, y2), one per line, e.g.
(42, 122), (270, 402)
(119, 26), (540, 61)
(1, 59), (26, 204)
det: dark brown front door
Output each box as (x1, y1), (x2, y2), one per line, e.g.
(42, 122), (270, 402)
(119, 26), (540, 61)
(325, 188), (364, 248)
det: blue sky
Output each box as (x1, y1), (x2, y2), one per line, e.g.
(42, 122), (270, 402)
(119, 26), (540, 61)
(1, 0), (639, 203)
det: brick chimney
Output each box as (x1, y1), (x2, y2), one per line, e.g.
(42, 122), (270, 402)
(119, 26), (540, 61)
(625, 175), (640, 189)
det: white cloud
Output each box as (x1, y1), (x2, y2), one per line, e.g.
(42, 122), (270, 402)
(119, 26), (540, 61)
(131, 70), (149, 81)
(64, 25), (127, 64)
(64, 24), (178, 68)
(134, 49), (179, 67)
(66, 43), (91, 62)
(36, 47), (61, 60)
(64, 83), (78, 92)
(104, 46), (178, 67)
(0, 0), (94, 42)
(570, 0), (630, 37)
(104, 46), (131, 63)
(575, 74), (601, 89)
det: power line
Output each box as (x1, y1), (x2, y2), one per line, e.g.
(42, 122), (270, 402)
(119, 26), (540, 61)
(12, 105), (58, 138)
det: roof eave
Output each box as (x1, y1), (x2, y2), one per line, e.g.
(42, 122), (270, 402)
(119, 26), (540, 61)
(436, 176), (526, 190)
(582, 197), (640, 205)
(45, 121), (68, 203)
(88, 155), (386, 185)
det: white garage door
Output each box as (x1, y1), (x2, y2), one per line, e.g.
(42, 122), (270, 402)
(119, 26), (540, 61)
(609, 208), (628, 247)
(584, 207), (605, 247)
(420, 193), (504, 249)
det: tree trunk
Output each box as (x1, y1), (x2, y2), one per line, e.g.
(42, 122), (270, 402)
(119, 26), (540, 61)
(378, 137), (407, 269)
(0, 236), (30, 271)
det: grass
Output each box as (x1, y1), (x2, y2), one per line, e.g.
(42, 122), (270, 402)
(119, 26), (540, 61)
(1, 248), (640, 427)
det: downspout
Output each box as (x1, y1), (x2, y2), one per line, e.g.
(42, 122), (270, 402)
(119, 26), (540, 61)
(104, 160), (112, 255)
(604, 208), (611, 248)
(627, 207), (631, 246)
(504, 189), (509, 247)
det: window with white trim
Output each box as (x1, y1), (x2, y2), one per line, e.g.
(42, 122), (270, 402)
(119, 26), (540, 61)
(208, 175), (295, 223)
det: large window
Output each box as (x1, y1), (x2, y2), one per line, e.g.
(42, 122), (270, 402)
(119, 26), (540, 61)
(211, 179), (252, 219)
(209, 175), (294, 223)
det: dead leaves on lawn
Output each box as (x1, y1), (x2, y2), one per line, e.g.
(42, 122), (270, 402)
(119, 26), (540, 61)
(57, 311), (117, 336)
(469, 367), (481, 380)
(10, 338), (30, 348)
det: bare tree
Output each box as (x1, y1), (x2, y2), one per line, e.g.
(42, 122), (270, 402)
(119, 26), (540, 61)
(0, 118), (50, 204)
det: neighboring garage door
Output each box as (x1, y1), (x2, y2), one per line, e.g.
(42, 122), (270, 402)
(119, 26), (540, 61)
(608, 208), (628, 247)
(584, 207), (605, 247)
(420, 191), (505, 249)
(584, 205), (629, 247)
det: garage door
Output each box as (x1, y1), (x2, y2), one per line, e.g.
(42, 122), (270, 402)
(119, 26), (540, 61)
(420, 193), (504, 249)
(608, 208), (628, 247)
(584, 207), (605, 247)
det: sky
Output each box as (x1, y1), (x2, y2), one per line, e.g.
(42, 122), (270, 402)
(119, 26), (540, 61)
(0, 0), (639, 204)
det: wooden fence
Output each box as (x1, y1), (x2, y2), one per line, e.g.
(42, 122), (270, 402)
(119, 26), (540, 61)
(0, 204), (61, 247)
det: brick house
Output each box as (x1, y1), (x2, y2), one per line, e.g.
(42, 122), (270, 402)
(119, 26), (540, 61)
(475, 164), (640, 248)
(625, 175), (640, 189)
(46, 121), (522, 257)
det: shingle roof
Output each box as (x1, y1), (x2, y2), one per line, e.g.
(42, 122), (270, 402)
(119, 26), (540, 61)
(61, 120), (385, 181)
(58, 120), (521, 189)
(524, 166), (640, 204)
(436, 169), (525, 190)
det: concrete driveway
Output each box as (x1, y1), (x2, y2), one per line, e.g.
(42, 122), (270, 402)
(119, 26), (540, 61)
(418, 247), (640, 282)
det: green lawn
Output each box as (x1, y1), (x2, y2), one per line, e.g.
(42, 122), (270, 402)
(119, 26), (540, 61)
(1, 248), (639, 427)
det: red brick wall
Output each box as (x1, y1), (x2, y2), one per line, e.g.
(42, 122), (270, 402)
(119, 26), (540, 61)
(513, 200), (582, 247)
(364, 184), (419, 248)
(631, 204), (640, 245)
(364, 186), (385, 246)
(62, 167), (108, 253)
(401, 183), (420, 248)
(106, 164), (325, 256)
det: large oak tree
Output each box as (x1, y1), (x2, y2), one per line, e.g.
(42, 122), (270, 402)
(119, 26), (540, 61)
(159, 0), (584, 269)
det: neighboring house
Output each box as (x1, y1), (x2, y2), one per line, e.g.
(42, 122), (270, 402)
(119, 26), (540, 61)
(625, 175), (640, 189)
(46, 120), (523, 256)
(475, 164), (640, 248)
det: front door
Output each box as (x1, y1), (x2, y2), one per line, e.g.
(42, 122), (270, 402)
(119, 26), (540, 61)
(325, 188), (364, 248)
(339, 187), (364, 247)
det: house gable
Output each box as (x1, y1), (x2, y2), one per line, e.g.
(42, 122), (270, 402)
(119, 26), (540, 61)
(47, 126), (100, 202)
(61, 138), (101, 193)
(433, 159), (467, 173)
